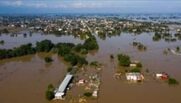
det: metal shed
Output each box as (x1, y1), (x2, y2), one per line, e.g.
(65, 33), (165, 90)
(55, 73), (73, 99)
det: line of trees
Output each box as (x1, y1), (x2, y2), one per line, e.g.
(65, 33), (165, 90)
(0, 28), (9, 34)
(73, 35), (99, 54)
(0, 43), (36, 59)
(0, 35), (99, 66)
(0, 40), (55, 60)
(36, 40), (54, 52)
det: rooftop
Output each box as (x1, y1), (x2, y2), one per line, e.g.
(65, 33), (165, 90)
(57, 73), (73, 93)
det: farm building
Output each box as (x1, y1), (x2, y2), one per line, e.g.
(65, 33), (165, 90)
(156, 73), (169, 80)
(126, 73), (144, 82)
(55, 73), (73, 99)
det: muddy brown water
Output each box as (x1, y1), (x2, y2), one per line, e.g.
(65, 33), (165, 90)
(0, 32), (84, 49)
(0, 32), (181, 103)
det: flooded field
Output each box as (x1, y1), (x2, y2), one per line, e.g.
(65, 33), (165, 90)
(0, 32), (84, 49)
(0, 53), (69, 103)
(0, 32), (181, 103)
(91, 33), (181, 103)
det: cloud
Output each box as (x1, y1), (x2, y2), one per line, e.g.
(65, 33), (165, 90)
(69, 1), (103, 8)
(26, 2), (48, 8)
(0, 0), (48, 8)
(1, 0), (180, 9)
(1, 0), (23, 7)
(0, 0), (133, 9)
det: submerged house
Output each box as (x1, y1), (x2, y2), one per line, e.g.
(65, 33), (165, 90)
(92, 90), (98, 98)
(156, 73), (169, 80)
(55, 74), (73, 99)
(126, 73), (144, 82)
(129, 63), (137, 67)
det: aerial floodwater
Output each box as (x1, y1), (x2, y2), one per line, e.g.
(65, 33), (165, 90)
(0, 13), (181, 103)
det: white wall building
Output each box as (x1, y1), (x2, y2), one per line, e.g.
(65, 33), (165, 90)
(126, 73), (144, 82)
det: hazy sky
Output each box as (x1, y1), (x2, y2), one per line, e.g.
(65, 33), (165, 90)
(0, 0), (181, 14)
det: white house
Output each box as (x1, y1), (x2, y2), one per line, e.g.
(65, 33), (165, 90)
(129, 63), (137, 67)
(92, 90), (98, 97)
(156, 73), (169, 80)
(126, 73), (144, 82)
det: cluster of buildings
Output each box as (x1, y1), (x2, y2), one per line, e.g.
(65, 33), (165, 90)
(54, 66), (102, 101)
(0, 15), (174, 37)
(1, 15), (181, 42)
(76, 74), (101, 98)
(115, 60), (169, 83)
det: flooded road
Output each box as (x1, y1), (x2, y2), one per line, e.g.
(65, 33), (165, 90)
(0, 32), (181, 103)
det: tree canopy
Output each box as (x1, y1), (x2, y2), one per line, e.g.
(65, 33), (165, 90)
(117, 54), (131, 67)
(84, 36), (99, 50)
(45, 84), (55, 101)
(0, 43), (36, 59)
(36, 40), (54, 52)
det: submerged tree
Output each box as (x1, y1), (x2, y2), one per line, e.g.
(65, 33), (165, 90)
(0, 40), (4, 45)
(83, 36), (99, 50)
(117, 54), (131, 67)
(176, 46), (180, 52)
(110, 54), (114, 59)
(84, 92), (92, 97)
(36, 40), (54, 52)
(0, 43), (36, 59)
(44, 56), (53, 63)
(45, 84), (55, 101)
(130, 68), (141, 73)
(168, 78), (179, 85)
